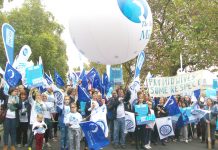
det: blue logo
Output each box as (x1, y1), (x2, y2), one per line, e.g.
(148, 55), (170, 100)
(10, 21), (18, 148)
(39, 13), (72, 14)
(126, 119), (134, 130)
(160, 125), (172, 136)
(96, 120), (106, 133)
(23, 48), (28, 56)
(117, 0), (148, 23)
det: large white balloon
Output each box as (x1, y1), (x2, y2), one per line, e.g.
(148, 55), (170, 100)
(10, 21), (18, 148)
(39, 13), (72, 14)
(69, 0), (153, 65)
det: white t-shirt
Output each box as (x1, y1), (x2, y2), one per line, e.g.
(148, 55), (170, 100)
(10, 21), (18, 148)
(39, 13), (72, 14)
(63, 105), (71, 124)
(29, 98), (47, 125)
(32, 120), (47, 135)
(65, 112), (82, 129)
(116, 99), (125, 118)
(19, 101), (28, 122)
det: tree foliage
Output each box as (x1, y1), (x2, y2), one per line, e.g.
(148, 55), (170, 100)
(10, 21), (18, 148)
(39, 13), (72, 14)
(121, 0), (218, 85)
(0, 0), (68, 79)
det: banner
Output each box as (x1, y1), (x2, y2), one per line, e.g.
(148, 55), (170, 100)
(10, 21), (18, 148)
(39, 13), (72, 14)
(147, 70), (205, 97)
(90, 105), (108, 137)
(213, 79), (218, 89)
(156, 117), (174, 140)
(110, 66), (123, 85)
(53, 89), (64, 110)
(129, 76), (140, 105)
(206, 88), (217, 99)
(25, 65), (43, 87)
(80, 121), (109, 150)
(134, 50), (145, 78)
(2, 23), (15, 64)
(125, 111), (135, 132)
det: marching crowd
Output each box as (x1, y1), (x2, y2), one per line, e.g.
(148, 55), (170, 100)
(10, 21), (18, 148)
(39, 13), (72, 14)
(0, 74), (218, 150)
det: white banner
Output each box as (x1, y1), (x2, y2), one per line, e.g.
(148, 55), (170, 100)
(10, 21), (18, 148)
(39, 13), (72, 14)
(147, 70), (206, 97)
(129, 76), (140, 105)
(90, 105), (108, 137)
(156, 117), (174, 140)
(125, 111), (136, 133)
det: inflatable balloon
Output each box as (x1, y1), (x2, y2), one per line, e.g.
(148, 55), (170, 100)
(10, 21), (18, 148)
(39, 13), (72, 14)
(69, 0), (153, 65)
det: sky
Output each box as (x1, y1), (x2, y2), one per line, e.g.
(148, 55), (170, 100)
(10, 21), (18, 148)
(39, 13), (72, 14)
(2, 0), (88, 70)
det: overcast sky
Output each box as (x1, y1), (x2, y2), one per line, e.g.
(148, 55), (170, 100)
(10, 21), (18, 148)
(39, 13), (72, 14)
(2, 0), (88, 70)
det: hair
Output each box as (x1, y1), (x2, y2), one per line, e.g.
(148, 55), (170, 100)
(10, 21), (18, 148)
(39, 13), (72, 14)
(67, 88), (76, 96)
(8, 87), (18, 95)
(37, 114), (44, 120)
(71, 103), (77, 108)
(137, 91), (143, 97)
(64, 95), (70, 100)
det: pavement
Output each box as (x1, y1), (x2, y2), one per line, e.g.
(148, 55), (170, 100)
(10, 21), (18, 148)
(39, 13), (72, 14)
(0, 135), (217, 150)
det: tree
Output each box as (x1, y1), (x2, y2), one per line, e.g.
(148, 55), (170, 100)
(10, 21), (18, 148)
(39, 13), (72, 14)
(121, 0), (218, 86)
(0, 0), (68, 78)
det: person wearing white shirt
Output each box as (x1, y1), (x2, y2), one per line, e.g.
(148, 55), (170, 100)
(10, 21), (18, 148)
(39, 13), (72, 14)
(65, 103), (82, 150)
(32, 114), (47, 150)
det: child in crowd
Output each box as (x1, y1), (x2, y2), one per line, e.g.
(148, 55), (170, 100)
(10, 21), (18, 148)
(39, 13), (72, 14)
(32, 114), (47, 150)
(65, 103), (82, 150)
(57, 95), (71, 150)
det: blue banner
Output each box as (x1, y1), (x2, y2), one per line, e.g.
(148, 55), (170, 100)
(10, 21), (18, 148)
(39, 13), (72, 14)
(136, 114), (156, 125)
(135, 104), (150, 125)
(26, 65), (43, 87)
(213, 79), (218, 89)
(80, 121), (109, 150)
(206, 88), (217, 99)
(2, 23), (15, 64)
(110, 66), (123, 85)
(134, 51), (145, 78)
(5, 63), (22, 87)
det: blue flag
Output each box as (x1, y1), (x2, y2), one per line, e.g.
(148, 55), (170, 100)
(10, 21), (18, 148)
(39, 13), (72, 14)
(79, 69), (86, 80)
(54, 70), (65, 87)
(82, 75), (88, 91)
(5, 63), (22, 87)
(80, 121), (109, 150)
(2, 23), (15, 64)
(134, 51), (145, 78)
(78, 85), (91, 102)
(93, 72), (102, 92)
(44, 73), (53, 85)
(194, 89), (200, 100)
(102, 72), (110, 94)
(164, 95), (180, 116)
(87, 68), (98, 83)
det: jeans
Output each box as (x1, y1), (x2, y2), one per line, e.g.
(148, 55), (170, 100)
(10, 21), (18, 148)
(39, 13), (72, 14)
(17, 122), (29, 145)
(60, 126), (69, 148)
(68, 128), (81, 150)
(3, 118), (17, 145)
(28, 125), (34, 147)
(113, 117), (126, 145)
(144, 128), (152, 145)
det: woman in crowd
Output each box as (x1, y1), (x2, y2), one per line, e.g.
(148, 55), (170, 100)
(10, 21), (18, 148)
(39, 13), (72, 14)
(3, 87), (21, 150)
(16, 89), (31, 148)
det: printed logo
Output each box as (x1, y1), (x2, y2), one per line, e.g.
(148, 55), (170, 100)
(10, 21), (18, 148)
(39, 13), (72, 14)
(160, 125), (172, 136)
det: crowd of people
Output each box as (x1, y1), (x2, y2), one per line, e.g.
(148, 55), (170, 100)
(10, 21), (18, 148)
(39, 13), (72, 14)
(0, 74), (218, 150)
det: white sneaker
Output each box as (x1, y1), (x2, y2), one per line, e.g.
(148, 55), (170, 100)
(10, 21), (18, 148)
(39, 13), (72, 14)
(46, 142), (52, 148)
(185, 139), (188, 143)
(147, 145), (152, 149)
(17, 144), (22, 148)
(144, 144), (151, 149)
